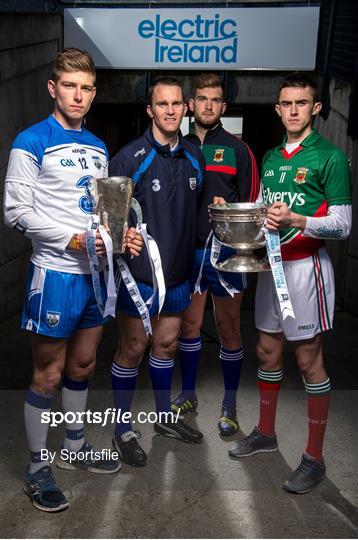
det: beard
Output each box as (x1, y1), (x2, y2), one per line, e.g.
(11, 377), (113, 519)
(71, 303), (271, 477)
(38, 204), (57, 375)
(195, 116), (220, 131)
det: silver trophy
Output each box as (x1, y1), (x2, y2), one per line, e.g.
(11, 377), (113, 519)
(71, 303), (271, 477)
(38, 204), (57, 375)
(90, 176), (141, 253)
(208, 202), (271, 272)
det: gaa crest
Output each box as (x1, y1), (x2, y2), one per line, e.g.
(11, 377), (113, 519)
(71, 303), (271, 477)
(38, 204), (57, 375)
(189, 177), (197, 190)
(213, 148), (225, 162)
(294, 167), (309, 184)
(46, 311), (61, 327)
(91, 156), (102, 169)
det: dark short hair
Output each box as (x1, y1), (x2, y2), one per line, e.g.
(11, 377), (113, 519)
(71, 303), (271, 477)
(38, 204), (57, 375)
(148, 77), (184, 106)
(191, 73), (224, 97)
(52, 48), (96, 84)
(278, 72), (320, 103)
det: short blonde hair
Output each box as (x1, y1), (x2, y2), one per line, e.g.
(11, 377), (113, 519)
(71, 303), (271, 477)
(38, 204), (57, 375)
(52, 48), (96, 83)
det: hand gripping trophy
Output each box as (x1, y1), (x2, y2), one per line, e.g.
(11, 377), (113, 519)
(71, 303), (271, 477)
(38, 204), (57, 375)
(89, 176), (164, 335)
(90, 176), (138, 253)
(208, 202), (295, 321)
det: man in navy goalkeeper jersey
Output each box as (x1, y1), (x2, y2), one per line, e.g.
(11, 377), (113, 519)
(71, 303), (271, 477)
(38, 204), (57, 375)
(109, 78), (206, 467)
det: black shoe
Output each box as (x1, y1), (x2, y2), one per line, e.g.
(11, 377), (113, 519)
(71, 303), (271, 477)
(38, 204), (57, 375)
(228, 426), (278, 458)
(154, 419), (203, 444)
(112, 430), (147, 467)
(218, 406), (239, 437)
(171, 393), (198, 419)
(283, 453), (326, 494)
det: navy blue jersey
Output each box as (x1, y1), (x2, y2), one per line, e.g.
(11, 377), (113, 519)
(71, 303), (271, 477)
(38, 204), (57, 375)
(185, 122), (260, 247)
(109, 127), (205, 287)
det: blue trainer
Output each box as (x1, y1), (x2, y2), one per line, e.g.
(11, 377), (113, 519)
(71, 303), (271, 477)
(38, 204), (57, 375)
(23, 465), (69, 512)
(56, 441), (121, 474)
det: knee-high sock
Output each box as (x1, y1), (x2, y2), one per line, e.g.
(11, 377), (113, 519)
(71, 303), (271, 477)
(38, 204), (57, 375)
(24, 388), (53, 473)
(304, 378), (331, 463)
(62, 375), (89, 452)
(258, 368), (283, 436)
(178, 337), (201, 399)
(220, 346), (244, 409)
(149, 355), (174, 418)
(111, 362), (138, 437)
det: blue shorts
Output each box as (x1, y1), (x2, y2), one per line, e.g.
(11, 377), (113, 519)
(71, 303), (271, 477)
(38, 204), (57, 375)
(21, 263), (108, 338)
(189, 248), (247, 297)
(117, 279), (190, 317)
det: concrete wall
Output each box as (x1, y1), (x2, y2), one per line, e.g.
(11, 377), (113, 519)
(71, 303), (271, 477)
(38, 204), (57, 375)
(0, 13), (62, 322)
(316, 78), (358, 314)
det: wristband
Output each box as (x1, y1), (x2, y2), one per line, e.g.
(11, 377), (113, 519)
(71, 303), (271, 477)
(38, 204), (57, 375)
(68, 233), (81, 251)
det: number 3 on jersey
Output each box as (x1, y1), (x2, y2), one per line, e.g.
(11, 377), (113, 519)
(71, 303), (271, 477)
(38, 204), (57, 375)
(77, 175), (94, 214)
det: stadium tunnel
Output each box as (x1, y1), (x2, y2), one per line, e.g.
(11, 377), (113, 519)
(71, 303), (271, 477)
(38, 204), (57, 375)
(1, 0), (357, 322)
(0, 1), (358, 537)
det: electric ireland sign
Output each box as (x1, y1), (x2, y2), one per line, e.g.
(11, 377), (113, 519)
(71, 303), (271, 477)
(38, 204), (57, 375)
(64, 7), (320, 70)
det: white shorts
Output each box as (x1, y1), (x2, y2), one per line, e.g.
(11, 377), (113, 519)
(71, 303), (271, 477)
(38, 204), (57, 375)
(255, 248), (335, 341)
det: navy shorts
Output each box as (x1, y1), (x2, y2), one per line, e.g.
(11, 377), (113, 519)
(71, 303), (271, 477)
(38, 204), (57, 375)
(189, 248), (247, 297)
(117, 279), (190, 317)
(21, 263), (108, 338)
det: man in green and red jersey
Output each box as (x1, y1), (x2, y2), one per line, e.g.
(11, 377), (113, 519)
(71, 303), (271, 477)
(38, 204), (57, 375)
(229, 73), (352, 494)
(171, 73), (259, 437)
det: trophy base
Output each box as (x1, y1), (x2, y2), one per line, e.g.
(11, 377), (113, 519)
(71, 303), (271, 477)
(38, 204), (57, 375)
(213, 252), (271, 273)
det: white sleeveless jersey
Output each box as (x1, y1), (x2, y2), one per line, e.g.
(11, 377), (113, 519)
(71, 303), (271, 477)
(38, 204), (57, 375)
(5, 115), (108, 273)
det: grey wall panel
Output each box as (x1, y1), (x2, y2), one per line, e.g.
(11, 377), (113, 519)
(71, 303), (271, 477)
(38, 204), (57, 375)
(0, 252), (30, 322)
(0, 13), (62, 322)
(316, 78), (358, 313)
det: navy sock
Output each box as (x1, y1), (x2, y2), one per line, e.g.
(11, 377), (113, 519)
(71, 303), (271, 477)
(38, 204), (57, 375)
(178, 337), (201, 399)
(220, 346), (244, 409)
(149, 355), (174, 417)
(111, 362), (138, 437)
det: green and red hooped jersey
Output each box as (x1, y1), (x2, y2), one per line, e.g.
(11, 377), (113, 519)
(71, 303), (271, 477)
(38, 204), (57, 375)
(186, 122), (260, 247)
(262, 129), (351, 261)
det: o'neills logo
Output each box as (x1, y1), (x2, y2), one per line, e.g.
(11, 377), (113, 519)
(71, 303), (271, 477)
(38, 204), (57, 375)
(138, 14), (238, 64)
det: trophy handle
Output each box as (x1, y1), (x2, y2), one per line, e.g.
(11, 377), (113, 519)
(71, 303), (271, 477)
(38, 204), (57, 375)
(131, 197), (143, 226)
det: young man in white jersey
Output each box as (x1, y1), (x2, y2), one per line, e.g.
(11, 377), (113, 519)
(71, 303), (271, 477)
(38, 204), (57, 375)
(229, 73), (352, 494)
(4, 48), (142, 512)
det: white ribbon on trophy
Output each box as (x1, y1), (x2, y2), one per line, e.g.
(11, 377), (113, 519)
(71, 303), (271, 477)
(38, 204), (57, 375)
(86, 215), (117, 318)
(193, 231), (242, 298)
(210, 235), (244, 297)
(139, 226), (166, 313)
(115, 199), (166, 320)
(207, 202), (295, 320)
(263, 228), (295, 320)
(87, 177), (166, 337)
